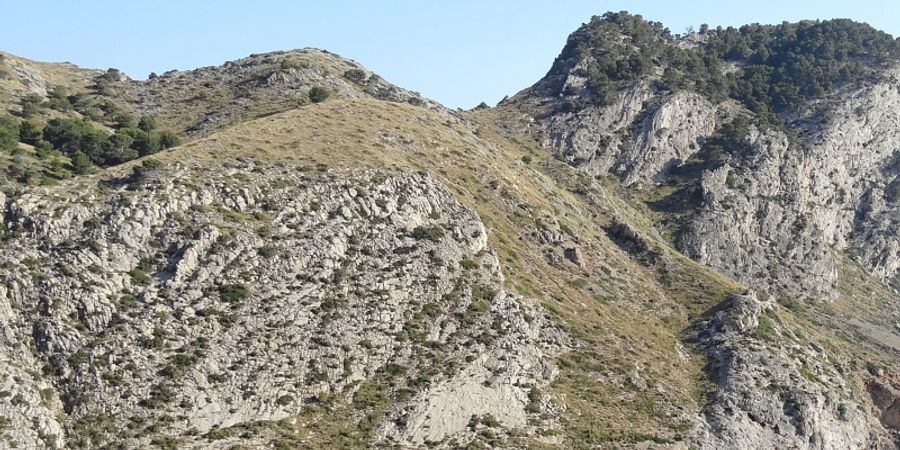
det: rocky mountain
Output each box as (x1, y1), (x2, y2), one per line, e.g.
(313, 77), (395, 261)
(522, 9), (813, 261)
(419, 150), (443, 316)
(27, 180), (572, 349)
(1, 48), (433, 136)
(2, 10), (900, 450)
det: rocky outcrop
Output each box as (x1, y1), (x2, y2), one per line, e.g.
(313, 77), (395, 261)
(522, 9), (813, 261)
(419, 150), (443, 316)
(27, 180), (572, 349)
(6, 57), (48, 95)
(0, 162), (565, 448)
(623, 91), (718, 184)
(113, 48), (438, 135)
(679, 127), (839, 298)
(522, 85), (719, 186)
(0, 48), (438, 138)
(687, 291), (893, 449)
(678, 70), (900, 298)
(868, 373), (900, 431)
(513, 59), (900, 300)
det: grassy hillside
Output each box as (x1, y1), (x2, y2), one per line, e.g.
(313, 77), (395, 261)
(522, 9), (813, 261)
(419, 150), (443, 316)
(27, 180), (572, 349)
(45, 97), (745, 446)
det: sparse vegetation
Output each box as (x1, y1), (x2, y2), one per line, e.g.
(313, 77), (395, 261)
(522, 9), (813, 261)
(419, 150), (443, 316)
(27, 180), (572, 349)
(1, 28), (898, 449)
(344, 68), (367, 83)
(799, 367), (820, 384)
(756, 314), (776, 340)
(308, 86), (331, 103)
(411, 225), (444, 242)
(218, 284), (250, 303)
(128, 268), (151, 285)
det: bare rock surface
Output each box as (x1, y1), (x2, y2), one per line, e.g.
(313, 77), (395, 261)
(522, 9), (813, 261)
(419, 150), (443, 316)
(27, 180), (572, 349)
(0, 162), (565, 448)
(687, 292), (893, 449)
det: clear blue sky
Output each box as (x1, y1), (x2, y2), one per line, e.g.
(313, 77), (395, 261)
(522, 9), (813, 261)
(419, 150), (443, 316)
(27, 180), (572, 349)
(5, 1), (899, 109)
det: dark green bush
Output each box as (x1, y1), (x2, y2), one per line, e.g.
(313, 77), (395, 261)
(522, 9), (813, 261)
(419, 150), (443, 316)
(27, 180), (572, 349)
(20, 93), (44, 118)
(128, 268), (151, 285)
(343, 69), (367, 83)
(0, 115), (18, 152)
(42, 116), (180, 168)
(308, 86), (331, 103)
(18, 120), (42, 145)
(137, 115), (157, 132)
(71, 151), (93, 174)
(411, 225), (444, 242)
(218, 284), (249, 303)
(47, 86), (73, 112)
(280, 59), (303, 70)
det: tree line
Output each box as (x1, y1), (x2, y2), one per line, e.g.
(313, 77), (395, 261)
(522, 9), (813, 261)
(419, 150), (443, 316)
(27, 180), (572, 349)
(554, 11), (900, 126)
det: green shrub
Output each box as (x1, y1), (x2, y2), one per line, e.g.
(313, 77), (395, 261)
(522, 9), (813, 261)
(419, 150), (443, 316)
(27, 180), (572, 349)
(218, 284), (249, 303)
(18, 120), (42, 145)
(344, 69), (367, 83)
(157, 130), (180, 148)
(280, 59), (303, 70)
(128, 268), (151, 285)
(308, 86), (331, 103)
(411, 225), (444, 242)
(71, 151), (93, 174)
(20, 93), (44, 118)
(100, 68), (122, 82)
(0, 115), (18, 152)
(755, 315), (776, 340)
(137, 115), (157, 132)
(42, 116), (179, 168)
(47, 86), (72, 112)
(258, 246), (277, 258)
(131, 158), (164, 181)
(480, 414), (500, 428)
(526, 387), (542, 413)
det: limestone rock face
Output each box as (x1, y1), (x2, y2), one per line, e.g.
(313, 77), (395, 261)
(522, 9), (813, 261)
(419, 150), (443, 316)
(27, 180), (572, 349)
(541, 83), (655, 177)
(7, 57), (49, 95)
(678, 127), (839, 298)
(528, 85), (719, 186)
(624, 91), (718, 184)
(514, 67), (900, 300)
(500, 55), (900, 447)
(686, 292), (893, 449)
(0, 162), (565, 448)
(681, 70), (900, 298)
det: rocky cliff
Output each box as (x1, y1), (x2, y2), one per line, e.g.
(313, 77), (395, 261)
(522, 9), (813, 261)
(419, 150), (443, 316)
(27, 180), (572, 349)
(494, 12), (900, 449)
(504, 17), (900, 302)
(0, 160), (565, 448)
(687, 291), (893, 449)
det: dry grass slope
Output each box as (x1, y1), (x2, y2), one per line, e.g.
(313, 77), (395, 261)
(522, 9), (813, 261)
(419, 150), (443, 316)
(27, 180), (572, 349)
(44, 97), (742, 447)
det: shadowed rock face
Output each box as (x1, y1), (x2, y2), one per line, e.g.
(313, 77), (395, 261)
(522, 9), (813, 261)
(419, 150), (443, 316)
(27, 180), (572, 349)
(868, 374), (900, 430)
(0, 163), (565, 448)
